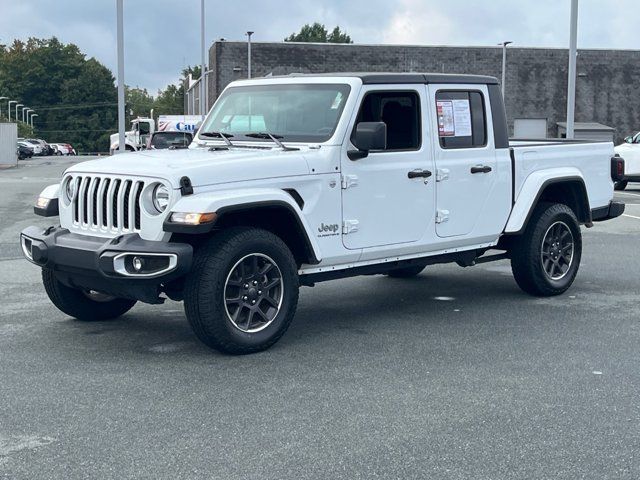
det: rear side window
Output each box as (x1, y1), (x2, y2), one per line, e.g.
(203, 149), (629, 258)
(436, 91), (486, 149)
(353, 91), (421, 151)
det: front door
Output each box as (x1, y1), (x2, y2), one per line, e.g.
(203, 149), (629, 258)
(341, 86), (435, 250)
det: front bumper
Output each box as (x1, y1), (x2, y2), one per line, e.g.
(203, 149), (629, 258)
(591, 201), (625, 222)
(20, 226), (193, 303)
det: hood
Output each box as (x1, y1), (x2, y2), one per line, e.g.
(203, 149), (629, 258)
(615, 142), (634, 151)
(66, 146), (313, 188)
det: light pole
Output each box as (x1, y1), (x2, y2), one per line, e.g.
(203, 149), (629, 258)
(30, 114), (38, 129)
(21, 107), (29, 123)
(500, 41), (513, 99)
(200, 0), (206, 120)
(246, 31), (254, 79)
(116, 0), (126, 153)
(8, 100), (17, 121)
(25, 109), (33, 124)
(0, 97), (6, 119)
(566, 0), (579, 139)
(15, 104), (23, 121)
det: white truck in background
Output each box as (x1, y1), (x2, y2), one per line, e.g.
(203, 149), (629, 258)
(109, 115), (200, 154)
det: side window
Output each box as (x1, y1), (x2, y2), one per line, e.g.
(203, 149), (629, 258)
(352, 91), (421, 151)
(436, 91), (486, 149)
(138, 121), (151, 135)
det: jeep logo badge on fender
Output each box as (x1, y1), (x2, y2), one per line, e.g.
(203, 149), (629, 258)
(317, 223), (340, 237)
(318, 223), (339, 233)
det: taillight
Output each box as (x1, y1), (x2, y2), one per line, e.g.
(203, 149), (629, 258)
(611, 156), (625, 182)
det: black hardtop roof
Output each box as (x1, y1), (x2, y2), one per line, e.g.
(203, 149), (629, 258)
(280, 72), (499, 85)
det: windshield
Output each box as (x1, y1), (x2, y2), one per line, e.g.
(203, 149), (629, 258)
(151, 132), (193, 149)
(199, 83), (351, 143)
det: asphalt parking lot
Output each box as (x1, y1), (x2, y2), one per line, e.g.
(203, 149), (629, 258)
(1, 156), (639, 479)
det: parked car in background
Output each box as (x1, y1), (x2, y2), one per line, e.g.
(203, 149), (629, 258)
(25, 139), (55, 156)
(23, 139), (45, 156)
(17, 142), (34, 160)
(147, 131), (193, 150)
(50, 143), (76, 156)
(614, 132), (640, 190)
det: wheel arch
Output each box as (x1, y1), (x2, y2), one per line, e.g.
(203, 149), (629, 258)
(214, 202), (320, 266)
(505, 175), (590, 235)
(167, 189), (322, 266)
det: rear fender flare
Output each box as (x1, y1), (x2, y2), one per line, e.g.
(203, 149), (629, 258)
(504, 168), (589, 234)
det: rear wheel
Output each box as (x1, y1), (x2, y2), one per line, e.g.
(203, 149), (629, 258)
(386, 265), (426, 278)
(614, 181), (628, 191)
(184, 227), (299, 355)
(510, 202), (582, 296)
(42, 269), (137, 321)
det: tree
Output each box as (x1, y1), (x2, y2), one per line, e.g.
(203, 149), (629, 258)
(0, 37), (117, 153)
(126, 86), (155, 119)
(285, 23), (353, 43)
(154, 84), (184, 115)
(0, 38), (195, 152)
(182, 65), (201, 80)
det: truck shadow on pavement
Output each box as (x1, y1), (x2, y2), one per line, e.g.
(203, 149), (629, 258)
(57, 264), (569, 357)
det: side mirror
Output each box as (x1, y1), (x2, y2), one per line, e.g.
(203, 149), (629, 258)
(348, 122), (387, 160)
(624, 136), (633, 144)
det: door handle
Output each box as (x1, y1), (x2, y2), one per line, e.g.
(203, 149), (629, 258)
(408, 169), (433, 179)
(470, 165), (492, 174)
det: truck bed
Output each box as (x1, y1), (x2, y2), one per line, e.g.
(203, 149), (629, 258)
(509, 138), (614, 213)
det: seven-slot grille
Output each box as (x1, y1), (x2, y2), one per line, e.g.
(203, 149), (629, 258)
(71, 176), (145, 233)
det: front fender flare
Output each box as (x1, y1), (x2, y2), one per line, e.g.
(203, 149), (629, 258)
(166, 188), (322, 263)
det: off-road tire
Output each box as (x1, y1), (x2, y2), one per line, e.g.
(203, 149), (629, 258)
(614, 181), (628, 191)
(510, 202), (582, 297)
(183, 227), (299, 355)
(386, 265), (426, 278)
(42, 268), (137, 320)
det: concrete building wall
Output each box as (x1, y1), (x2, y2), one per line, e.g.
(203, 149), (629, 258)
(203, 41), (640, 143)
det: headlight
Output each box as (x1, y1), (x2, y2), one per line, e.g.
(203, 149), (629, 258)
(64, 177), (76, 202)
(152, 184), (170, 212)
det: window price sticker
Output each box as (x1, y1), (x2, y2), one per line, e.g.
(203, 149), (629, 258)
(437, 100), (455, 136)
(437, 99), (472, 137)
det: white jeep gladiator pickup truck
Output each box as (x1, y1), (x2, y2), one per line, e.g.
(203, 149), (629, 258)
(21, 73), (625, 354)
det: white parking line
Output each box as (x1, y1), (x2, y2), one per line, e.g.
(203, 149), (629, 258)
(622, 214), (640, 220)
(615, 191), (640, 198)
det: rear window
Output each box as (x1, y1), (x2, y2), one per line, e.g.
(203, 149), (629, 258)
(436, 91), (487, 149)
(150, 132), (193, 149)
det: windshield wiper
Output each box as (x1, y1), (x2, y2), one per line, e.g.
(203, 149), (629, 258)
(245, 132), (299, 151)
(199, 131), (234, 147)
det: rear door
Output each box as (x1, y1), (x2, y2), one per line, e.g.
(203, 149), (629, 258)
(341, 85), (435, 250)
(428, 84), (510, 239)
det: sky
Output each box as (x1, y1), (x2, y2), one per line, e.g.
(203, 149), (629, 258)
(0, 0), (637, 94)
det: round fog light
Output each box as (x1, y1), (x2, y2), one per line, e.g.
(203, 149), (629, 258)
(132, 256), (144, 272)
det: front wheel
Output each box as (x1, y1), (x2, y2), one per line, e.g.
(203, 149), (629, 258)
(510, 202), (582, 297)
(184, 227), (299, 355)
(42, 269), (137, 320)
